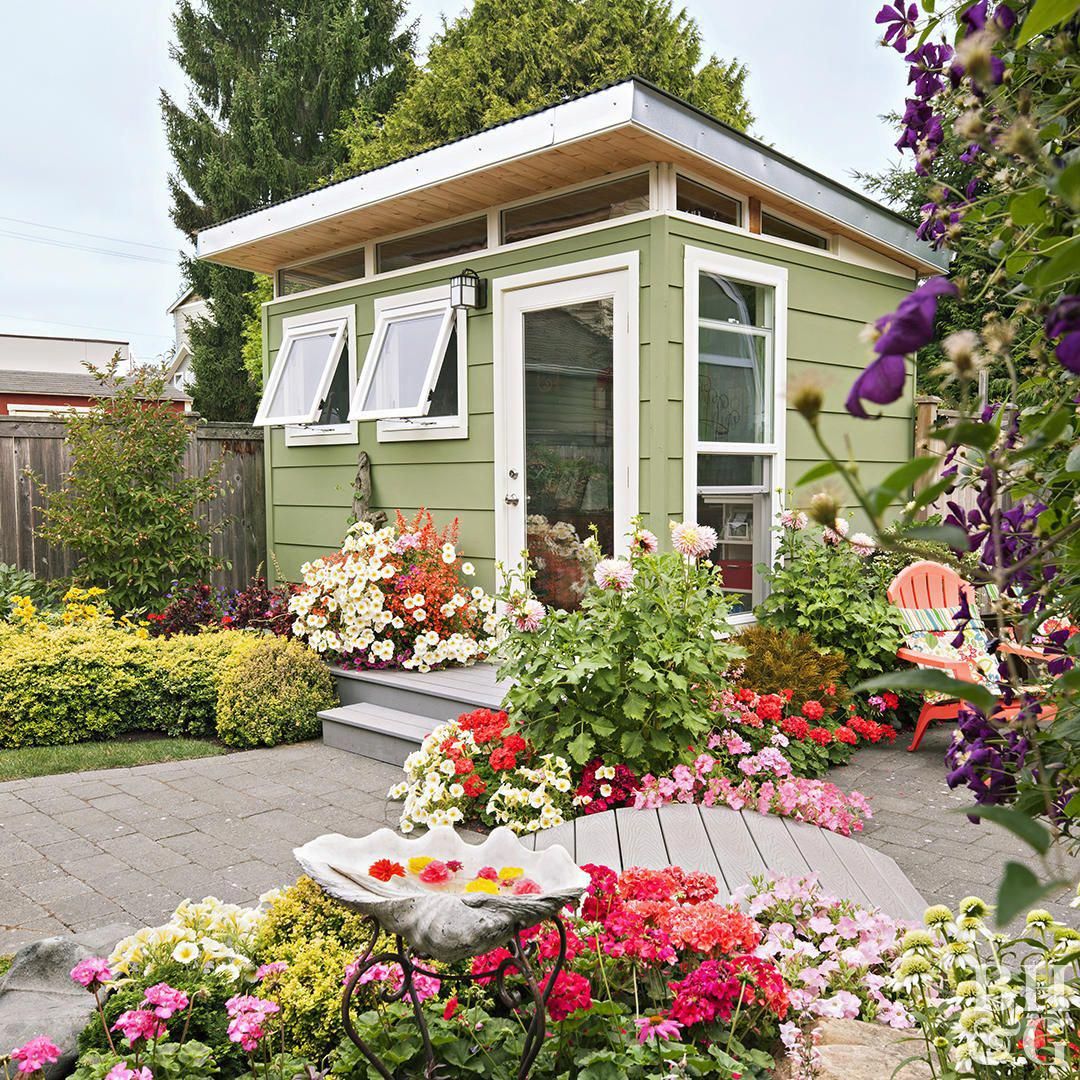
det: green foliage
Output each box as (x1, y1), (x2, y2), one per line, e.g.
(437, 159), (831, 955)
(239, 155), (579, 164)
(240, 274), (273, 390)
(0, 563), (60, 610)
(253, 876), (386, 1060)
(732, 624), (849, 711)
(869, 522), (983, 584)
(163, 0), (414, 420)
(0, 623), (247, 748)
(756, 527), (904, 685)
(0, 737), (224, 783)
(335, 0), (753, 175)
(32, 361), (224, 612)
(497, 548), (745, 775)
(73, 1042), (218, 1080)
(215, 635), (337, 748)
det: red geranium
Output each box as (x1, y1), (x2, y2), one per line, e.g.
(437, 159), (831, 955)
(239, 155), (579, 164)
(459, 708), (509, 744)
(489, 747), (517, 771)
(462, 774), (487, 798)
(780, 716), (810, 740)
(801, 700), (825, 721)
(833, 726), (857, 745)
(808, 727), (832, 746)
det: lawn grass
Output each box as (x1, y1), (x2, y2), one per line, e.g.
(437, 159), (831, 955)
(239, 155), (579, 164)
(0, 737), (227, 782)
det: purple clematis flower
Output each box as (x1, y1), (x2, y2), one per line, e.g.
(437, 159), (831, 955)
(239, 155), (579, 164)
(873, 277), (958, 355)
(876, 1), (918, 51)
(845, 353), (908, 419)
(962, 1), (1017, 36)
(1045, 295), (1080, 374)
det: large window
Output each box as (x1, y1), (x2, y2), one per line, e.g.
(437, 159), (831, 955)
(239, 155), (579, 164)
(684, 248), (787, 618)
(351, 289), (467, 439)
(278, 247), (366, 295)
(376, 217), (487, 274)
(501, 173), (650, 245)
(254, 309), (351, 428)
(761, 211), (830, 251)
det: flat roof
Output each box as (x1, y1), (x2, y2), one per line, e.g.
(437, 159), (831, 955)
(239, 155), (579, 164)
(197, 78), (947, 275)
(0, 369), (190, 401)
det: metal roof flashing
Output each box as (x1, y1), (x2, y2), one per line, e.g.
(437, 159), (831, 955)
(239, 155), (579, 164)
(195, 79), (947, 274)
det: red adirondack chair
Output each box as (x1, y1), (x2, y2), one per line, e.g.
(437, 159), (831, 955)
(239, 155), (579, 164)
(886, 561), (1056, 751)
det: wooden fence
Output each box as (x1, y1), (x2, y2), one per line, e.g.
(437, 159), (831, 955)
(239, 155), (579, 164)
(0, 417), (265, 591)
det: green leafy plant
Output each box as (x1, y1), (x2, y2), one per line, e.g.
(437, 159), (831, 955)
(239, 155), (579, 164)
(497, 533), (745, 775)
(33, 359), (226, 613)
(215, 635), (337, 748)
(0, 563), (61, 611)
(756, 523), (904, 685)
(732, 625), (850, 711)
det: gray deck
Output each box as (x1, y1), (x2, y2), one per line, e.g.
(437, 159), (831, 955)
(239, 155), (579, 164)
(523, 804), (927, 920)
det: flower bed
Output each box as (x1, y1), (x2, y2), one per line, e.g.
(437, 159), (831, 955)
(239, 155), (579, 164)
(288, 510), (497, 671)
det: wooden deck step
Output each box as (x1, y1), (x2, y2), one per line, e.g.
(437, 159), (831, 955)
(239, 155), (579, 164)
(320, 702), (437, 767)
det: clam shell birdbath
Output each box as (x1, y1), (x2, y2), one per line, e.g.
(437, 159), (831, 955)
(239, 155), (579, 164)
(294, 826), (590, 1080)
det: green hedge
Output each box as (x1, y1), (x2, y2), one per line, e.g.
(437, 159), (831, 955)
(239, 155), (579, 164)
(0, 624), (337, 749)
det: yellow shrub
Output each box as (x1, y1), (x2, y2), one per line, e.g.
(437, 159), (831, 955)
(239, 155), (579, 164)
(215, 636), (337, 748)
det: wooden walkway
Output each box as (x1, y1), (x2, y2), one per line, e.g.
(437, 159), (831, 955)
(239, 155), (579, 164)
(522, 804), (927, 920)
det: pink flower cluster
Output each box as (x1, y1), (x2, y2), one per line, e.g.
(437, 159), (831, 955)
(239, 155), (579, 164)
(70, 955), (112, 992)
(634, 750), (873, 836)
(668, 955), (788, 1027)
(734, 874), (915, 1030)
(142, 983), (189, 1019)
(254, 960), (288, 982)
(112, 1009), (166, 1045)
(225, 994), (280, 1053)
(105, 1065), (152, 1080)
(344, 960), (441, 1003)
(9, 1036), (60, 1075)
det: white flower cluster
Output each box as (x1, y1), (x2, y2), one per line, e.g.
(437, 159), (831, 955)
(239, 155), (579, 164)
(887, 897), (1080, 1076)
(288, 520), (498, 670)
(109, 895), (272, 983)
(389, 718), (479, 833)
(486, 755), (575, 834)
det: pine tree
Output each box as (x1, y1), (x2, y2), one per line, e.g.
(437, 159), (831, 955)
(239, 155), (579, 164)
(162, 1), (415, 420)
(334, 0), (753, 177)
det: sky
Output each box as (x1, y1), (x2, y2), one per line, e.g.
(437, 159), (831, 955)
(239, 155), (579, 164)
(0, 1), (910, 362)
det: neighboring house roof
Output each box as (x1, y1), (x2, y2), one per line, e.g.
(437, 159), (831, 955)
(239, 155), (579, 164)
(0, 369), (191, 402)
(166, 285), (201, 315)
(165, 342), (192, 380)
(196, 78), (947, 275)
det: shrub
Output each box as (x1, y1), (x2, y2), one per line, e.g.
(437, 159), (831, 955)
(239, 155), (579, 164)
(498, 522), (745, 775)
(756, 518), (904, 684)
(733, 625), (849, 710)
(251, 876), (383, 1060)
(215, 635), (337, 748)
(147, 576), (295, 638)
(32, 359), (225, 612)
(0, 623), (246, 748)
(0, 563), (60, 610)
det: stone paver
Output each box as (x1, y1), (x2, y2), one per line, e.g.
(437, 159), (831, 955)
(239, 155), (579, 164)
(0, 743), (401, 952)
(1, 732), (1077, 954)
(831, 724), (1080, 927)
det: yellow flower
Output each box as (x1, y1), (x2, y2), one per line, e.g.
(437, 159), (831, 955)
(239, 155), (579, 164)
(498, 867), (523, 880)
(465, 879), (498, 894)
(407, 856), (434, 874)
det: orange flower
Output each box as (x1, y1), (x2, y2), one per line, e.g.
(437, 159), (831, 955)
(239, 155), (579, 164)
(368, 859), (405, 882)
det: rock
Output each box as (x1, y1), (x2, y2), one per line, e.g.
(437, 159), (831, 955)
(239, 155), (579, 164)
(0, 924), (132, 1079)
(773, 1018), (933, 1080)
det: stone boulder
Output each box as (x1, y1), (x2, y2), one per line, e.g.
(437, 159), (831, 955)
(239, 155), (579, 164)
(774, 1018), (933, 1080)
(0, 924), (132, 1079)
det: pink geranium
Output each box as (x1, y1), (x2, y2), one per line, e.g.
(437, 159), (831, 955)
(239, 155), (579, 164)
(10, 1036), (61, 1075)
(105, 1065), (152, 1080)
(70, 956), (112, 992)
(141, 983), (189, 1019)
(112, 1009), (166, 1045)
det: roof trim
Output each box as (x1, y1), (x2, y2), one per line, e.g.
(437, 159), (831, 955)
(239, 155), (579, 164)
(196, 78), (947, 273)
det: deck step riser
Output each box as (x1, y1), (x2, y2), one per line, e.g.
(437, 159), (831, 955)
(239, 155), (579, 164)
(333, 673), (482, 723)
(321, 715), (420, 767)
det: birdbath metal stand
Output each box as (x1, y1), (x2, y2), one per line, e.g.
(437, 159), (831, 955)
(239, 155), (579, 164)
(340, 912), (568, 1080)
(294, 827), (588, 1080)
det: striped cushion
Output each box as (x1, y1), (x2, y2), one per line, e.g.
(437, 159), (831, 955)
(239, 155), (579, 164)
(896, 605), (981, 634)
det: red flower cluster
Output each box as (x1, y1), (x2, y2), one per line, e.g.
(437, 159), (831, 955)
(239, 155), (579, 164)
(801, 699), (826, 721)
(848, 714), (897, 743)
(667, 955), (788, 1027)
(540, 970), (593, 1022)
(575, 759), (640, 815)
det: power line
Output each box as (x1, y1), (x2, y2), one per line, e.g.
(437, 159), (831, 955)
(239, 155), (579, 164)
(0, 215), (180, 254)
(0, 228), (176, 265)
(0, 311), (176, 342)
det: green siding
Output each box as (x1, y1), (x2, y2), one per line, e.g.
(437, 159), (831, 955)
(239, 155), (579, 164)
(264, 212), (917, 581)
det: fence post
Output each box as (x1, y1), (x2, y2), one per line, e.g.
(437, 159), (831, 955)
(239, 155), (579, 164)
(913, 396), (942, 520)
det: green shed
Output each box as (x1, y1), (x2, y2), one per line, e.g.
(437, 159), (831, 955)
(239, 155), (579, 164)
(196, 79), (946, 620)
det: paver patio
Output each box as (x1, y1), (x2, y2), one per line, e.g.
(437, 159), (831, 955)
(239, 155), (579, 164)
(1, 733), (1076, 954)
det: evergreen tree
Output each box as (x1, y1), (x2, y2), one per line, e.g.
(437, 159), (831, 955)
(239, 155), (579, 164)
(334, 0), (753, 176)
(162, 0), (415, 420)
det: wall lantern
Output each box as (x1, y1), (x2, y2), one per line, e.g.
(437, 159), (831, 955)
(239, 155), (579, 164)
(449, 268), (486, 311)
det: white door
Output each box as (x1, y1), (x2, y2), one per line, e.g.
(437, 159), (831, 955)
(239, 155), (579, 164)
(495, 258), (638, 609)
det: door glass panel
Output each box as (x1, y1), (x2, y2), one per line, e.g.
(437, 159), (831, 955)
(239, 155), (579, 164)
(523, 298), (614, 611)
(698, 328), (770, 443)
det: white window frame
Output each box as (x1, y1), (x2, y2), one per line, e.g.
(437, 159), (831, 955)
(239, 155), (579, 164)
(255, 309), (349, 429)
(348, 289), (455, 423)
(373, 285), (469, 442)
(683, 246), (787, 625)
(273, 305), (357, 447)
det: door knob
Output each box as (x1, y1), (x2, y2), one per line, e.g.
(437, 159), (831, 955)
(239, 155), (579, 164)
(505, 494), (520, 506)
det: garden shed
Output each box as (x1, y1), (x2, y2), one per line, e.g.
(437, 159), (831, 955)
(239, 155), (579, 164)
(196, 78), (947, 616)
